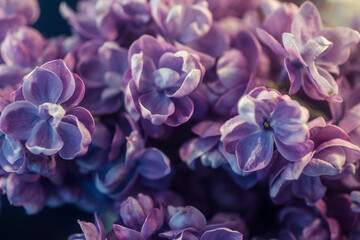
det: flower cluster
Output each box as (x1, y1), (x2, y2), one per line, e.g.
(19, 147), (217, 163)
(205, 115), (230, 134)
(1, 0), (360, 239)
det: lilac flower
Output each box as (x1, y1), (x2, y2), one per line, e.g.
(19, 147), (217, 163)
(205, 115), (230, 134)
(150, 0), (212, 44)
(278, 201), (342, 240)
(95, 131), (171, 198)
(257, 1), (360, 102)
(0, 133), (26, 173)
(125, 35), (205, 126)
(0, 26), (58, 86)
(0, 0), (40, 24)
(180, 120), (227, 169)
(69, 213), (106, 240)
(0, 59), (94, 159)
(257, 0), (298, 42)
(270, 117), (360, 205)
(76, 40), (128, 115)
(206, 30), (260, 116)
(220, 87), (313, 172)
(113, 193), (164, 239)
(60, 0), (118, 41)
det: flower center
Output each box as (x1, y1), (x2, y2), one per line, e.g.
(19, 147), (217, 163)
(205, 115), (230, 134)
(38, 103), (65, 128)
(263, 120), (272, 131)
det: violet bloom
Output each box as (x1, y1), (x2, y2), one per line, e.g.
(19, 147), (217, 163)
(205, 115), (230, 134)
(220, 87), (313, 172)
(257, 1), (360, 102)
(76, 40), (128, 115)
(125, 35), (205, 126)
(113, 193), (164, 239)
(0, 0), (40, 24)
(0, 59), (94, 159)
(95, 131), (171, 198)
(270, 117), (360, 205)
(0, 26), (58, 86)
(150, 0), (212, 44)
(206, 30), (260, 117)
(0, 132), (26, 173)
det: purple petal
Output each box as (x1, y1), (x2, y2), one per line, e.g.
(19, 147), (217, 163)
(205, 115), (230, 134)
(57, 115), (92, 159)
(169, 206), (207, 231)
(1, 33), (30, 67)
(137, 148), (171, 180)
(138, 91), (175, 126)
(291, 1), (323, 46)
(66, 107), (95, 135)
(235, 131), (274, 172)
(113, 225), (144, 240)
(165, 96), (194, 127)
(41, 59), (76, 103)
(220, 115), (259, 153)
(292, 175), (326, 205)
(22, 67), (64, 105)
(201, 228), (243, 240)
(282, 33), (307, 66)
(0, 101), (40, 140)
(284, 58), (304, 94)
(120, 197), (146, 229)
(61, 74), (85, 110)
(26, 120), (64, 155)
(256, 28), (287, 56)
(179, 137), (219, 168)
(141, 208), (164, 238)
(318, 27), (360, 65)
(274, 137), (314, 161)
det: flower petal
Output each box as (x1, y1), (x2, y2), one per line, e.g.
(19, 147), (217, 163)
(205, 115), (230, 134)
(25, 120), (64, 155)
(138, 91), (175, 126)
(22, 67), (64, 105)
(137, 148), (171, 180)
(113, 225), (144, 240)
(201, 228), (243, 240)
(57, 115), (91, 159)
(0, 101), (40, 140)
(41, 59), (76, 103)
(61, 73), (85, 110)
(165, 96), (194, 127)
(291, 1), (323, 46)
(235, 131), (274, 172)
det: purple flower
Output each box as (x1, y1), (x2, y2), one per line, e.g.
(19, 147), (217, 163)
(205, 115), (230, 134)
(150, 0), (212, 44)
(0, 59), (94, 159)
(0, 0), (40, 24)
(257, 1), (360, 102)
(270, 117), (360, 205)
(125, 35), (205, 126)
(76, 40), (128, 115)
(220, 87), (313, 172)
(95, 131), (171, 198)
(0, 26), (59, 86)
(114, 193), (164, 239)
(206, 30), (260, 116)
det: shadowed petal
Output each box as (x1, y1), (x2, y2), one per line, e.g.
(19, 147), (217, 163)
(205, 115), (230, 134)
(141, 208), (164, 238)
(137, 148), (171, 180)
(61, 74), (85, 110)
(169, 206), (207, 231)
(201, 228), (243, 240)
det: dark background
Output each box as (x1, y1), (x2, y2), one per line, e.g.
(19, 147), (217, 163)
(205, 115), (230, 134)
(0, 1), (93, 240)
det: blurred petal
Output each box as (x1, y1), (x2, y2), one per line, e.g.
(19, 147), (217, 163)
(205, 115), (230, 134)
(137, 148), (171, 180)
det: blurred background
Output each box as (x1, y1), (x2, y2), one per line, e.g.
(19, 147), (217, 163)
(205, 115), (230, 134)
(1, 0), (359, 239)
